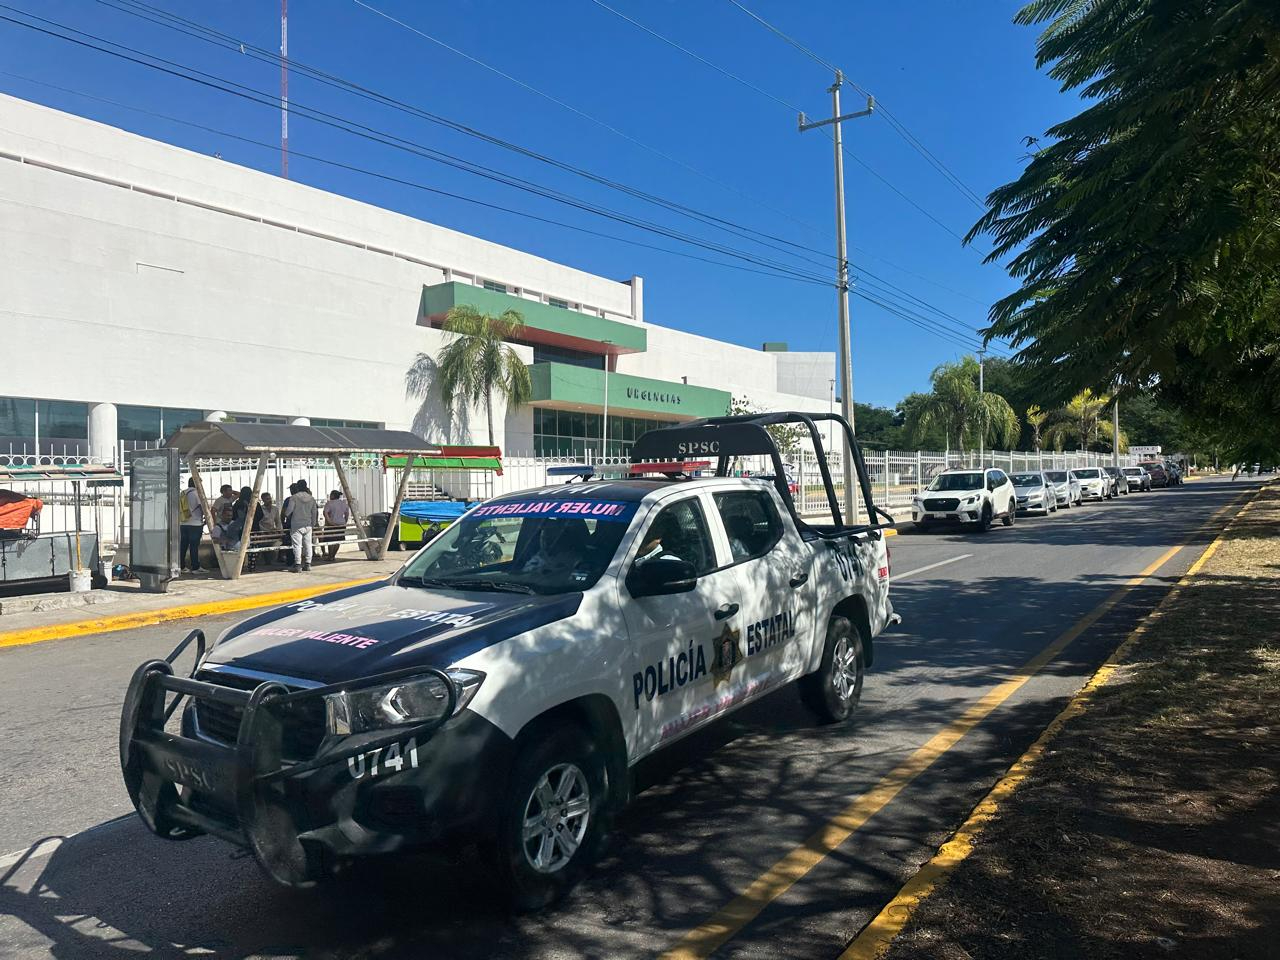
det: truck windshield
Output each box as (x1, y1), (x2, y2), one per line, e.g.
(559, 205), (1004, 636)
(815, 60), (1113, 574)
(927, 472), (984, 491)
(399, 498), (637, 595)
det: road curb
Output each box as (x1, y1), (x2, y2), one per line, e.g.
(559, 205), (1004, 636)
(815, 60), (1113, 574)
(838, 483), (1264, 960)
(0, 576), (384, 651)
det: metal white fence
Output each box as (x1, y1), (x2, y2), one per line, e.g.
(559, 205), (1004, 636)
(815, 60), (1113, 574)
(0, 443), (1141, 555)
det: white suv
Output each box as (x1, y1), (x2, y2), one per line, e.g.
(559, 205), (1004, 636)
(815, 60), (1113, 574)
(913, 468), (1018, 533)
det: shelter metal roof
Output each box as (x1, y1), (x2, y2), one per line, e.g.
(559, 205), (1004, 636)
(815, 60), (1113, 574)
(165, 422), (442, 457)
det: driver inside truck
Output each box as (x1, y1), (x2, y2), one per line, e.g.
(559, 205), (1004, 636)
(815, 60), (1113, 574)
(522, 518), (590, 577)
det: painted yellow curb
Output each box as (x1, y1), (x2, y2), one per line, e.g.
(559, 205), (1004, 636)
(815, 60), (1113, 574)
(0, 576), (384, 650)
(838, 486), (1262, 960)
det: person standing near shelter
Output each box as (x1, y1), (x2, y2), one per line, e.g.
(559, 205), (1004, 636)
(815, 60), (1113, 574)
(322, 490), (350, 561)
(258, 492), (282, 566)
(285, 479), (318, 572)
(179, 478), (204, 573)
(211, 484), (236, 547)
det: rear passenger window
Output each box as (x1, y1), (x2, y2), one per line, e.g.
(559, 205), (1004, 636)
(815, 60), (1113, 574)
(714, 491), (783, 563)
(633, 499), (716, 575)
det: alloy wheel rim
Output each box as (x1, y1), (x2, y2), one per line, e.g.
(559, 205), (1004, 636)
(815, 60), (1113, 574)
(831, 635), (863, 702)
(522, 762), (591, 874)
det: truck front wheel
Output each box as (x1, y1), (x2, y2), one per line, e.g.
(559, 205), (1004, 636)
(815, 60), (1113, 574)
(492, 722), (610, 912)
(800, 615), (866, 723)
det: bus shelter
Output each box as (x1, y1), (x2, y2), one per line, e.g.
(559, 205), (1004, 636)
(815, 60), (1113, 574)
(164, 423), (444, 580)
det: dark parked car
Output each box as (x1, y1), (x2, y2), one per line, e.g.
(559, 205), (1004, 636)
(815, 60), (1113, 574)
(1139, 461), (1170, 488)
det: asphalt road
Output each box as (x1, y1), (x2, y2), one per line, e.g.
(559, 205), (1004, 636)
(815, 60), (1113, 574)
(0, 477), (1258, 960)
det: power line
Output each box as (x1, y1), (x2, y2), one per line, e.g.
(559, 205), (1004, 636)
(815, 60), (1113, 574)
(348, 0), (832, 247)
(587, 0), (975, 243)
(0, 4), (1003, 355)
(88, 0), (1000, 341)
(0, 9), (843, 287)
(722, 0), (987, 209)
(0, 71), (837, 287)
(94, 0), (838, 276)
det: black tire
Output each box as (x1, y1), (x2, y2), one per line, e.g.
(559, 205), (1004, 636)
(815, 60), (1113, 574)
(1002, 499), (1016, 526)
(977, 502), (993, 532)
(492, 722), (610, 912)
(800, 615), (866, 723)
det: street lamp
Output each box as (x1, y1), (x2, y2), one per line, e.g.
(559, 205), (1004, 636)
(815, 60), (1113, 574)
(601, 340), (613, 463)
(977, 347), (987, 469)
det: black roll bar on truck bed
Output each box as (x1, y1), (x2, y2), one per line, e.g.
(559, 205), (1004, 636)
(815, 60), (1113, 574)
(629, 411), (893, 535)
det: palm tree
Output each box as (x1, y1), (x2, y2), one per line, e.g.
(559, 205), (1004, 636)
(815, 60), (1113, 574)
(1025, 404), (1048, 452)
(1043, 389), (1126, 452)
(905, 357), (1019, 458)
(405, 305), (532, 445)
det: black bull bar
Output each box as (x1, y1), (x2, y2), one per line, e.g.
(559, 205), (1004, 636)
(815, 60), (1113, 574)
(119, 630), (455, 886)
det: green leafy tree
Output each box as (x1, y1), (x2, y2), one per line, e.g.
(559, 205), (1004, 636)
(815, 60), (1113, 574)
(904, 357), (1020, 455)
(971, 0), (1280, 456)
(1043, 390), (1127, 452)
(405, 305), (532, 445)
(1025, 404), (1048, 452)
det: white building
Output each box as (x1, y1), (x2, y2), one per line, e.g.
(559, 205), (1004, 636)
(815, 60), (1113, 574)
(0, 94), (834, 462)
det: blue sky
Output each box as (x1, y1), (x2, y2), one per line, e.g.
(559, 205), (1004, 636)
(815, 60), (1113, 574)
(1, 1), (1072, 407)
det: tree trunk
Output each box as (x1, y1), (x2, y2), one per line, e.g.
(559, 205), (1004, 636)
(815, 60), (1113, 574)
(485, 394), (495, 446)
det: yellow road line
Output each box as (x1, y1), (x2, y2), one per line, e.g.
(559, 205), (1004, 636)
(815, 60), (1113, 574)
(659, 541), (1186, 960)
(0, 577), (383, 650)
(838, 487), (1261, 959)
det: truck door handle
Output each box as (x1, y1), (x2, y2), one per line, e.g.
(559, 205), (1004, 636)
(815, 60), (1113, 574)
(789, 572), (809, 588)
(714, 602), (739, 620)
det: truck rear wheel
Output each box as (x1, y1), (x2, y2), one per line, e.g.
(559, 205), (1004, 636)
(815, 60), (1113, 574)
(800, 615), (865, 724)
(492, 721), (609, 912)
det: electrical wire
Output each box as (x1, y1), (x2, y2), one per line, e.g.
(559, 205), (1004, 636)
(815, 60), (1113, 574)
(0, 71), (836, 287)
(95, 0), (837, 276)
(0, 4), (1004, 354)
(0, 6), (841, 287)
(722, 0), (988, 209)
(100, 0), (996, 334)
(347, 0), (832, 246)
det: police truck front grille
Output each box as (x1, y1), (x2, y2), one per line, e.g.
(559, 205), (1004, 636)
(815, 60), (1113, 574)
(193, 671), (326, 760)
(923, 498), (960, 511)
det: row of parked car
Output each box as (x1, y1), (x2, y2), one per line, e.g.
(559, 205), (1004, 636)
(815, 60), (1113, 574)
(910, 460), (1184, 533)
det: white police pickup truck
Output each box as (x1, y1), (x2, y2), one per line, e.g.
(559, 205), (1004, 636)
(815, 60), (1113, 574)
(120, 412), (896, 909)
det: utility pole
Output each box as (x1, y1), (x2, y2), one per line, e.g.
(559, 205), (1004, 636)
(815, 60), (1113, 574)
(281, 0), (289, 178)
(1112, 399), (1120, 467)
(977, 347), (986, 469)
(800, 72), (873, 521)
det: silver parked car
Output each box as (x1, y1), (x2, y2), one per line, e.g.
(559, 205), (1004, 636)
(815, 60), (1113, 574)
(1103, 466), (1130, 495)
(1043, 470), (1081, 508)
(1122, 466), (1151, 491)
(1010, 471), (1057, 515)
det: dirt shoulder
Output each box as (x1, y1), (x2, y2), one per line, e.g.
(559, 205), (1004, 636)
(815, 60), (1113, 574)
(882, 483), (1280, 960)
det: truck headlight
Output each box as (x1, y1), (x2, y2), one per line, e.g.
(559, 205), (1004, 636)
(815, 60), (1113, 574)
(324, 669), (485, 735)
(964, 494), (980, 504)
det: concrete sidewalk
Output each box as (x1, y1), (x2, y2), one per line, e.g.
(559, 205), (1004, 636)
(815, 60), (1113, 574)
(0, 550), (406, 648)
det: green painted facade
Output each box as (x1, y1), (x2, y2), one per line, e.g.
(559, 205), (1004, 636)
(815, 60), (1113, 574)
(420, 282), (647, 353)
(528, 362), (730, 420)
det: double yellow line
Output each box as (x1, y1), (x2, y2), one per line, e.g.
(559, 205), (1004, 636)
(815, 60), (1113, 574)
(661, 490), (1252, 960)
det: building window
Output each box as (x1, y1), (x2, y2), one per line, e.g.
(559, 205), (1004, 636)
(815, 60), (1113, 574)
(38, 400), (88, 440)
(532, 345), (605, 370)
(119, 405), (163, 443)
(162, 408), (204, 437)
(482, 280), (507, 294)
(0, 397), (36, 444)
(533, 407), (673, 459)
(548, 297), (570, 309)
(312, 418), (381, 429)
(229, 414), (287, 424)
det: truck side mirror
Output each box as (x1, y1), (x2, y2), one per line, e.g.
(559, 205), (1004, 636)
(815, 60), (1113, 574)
(628, 557), (697, 598)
